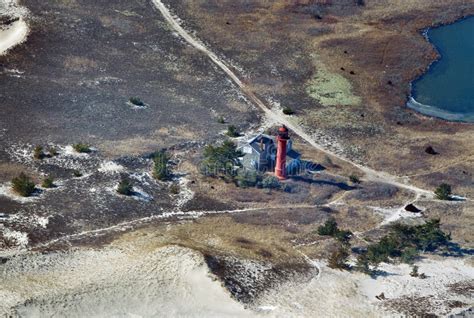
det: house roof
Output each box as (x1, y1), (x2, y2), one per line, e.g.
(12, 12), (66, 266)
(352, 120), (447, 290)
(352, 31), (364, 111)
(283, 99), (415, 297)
(287, 149), (301, 160)
(242, 133), (301, 159)
(247, 134), (274, 154)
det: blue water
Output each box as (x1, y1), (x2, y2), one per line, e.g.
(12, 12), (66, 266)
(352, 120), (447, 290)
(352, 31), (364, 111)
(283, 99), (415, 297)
(409, 16), (474, 122)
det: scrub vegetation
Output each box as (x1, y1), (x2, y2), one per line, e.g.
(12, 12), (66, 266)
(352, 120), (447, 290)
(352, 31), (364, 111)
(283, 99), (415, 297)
(11, 173), (36, 197)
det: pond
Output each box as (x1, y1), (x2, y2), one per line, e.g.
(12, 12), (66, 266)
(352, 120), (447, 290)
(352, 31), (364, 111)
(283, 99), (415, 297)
(408, 16), (474, 122)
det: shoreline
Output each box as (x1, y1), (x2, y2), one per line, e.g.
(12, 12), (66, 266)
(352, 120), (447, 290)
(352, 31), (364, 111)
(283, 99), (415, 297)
(407, 96), (474, 123)
(406, 15), (474, 124)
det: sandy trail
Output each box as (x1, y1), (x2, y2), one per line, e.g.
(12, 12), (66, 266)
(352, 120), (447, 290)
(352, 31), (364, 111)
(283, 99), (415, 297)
(30, 203), (319, 252)
(150, 0), (436, 199)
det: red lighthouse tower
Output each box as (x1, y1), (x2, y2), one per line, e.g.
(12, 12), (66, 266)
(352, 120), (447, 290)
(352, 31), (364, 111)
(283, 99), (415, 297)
(275, 125), (289, 180)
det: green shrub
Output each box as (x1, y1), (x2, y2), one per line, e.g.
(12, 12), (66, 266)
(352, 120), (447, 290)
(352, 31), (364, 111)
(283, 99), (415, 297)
(73, 170), (83, 178)
(435, 183), (452, 200)
(335, 229), (353, 245)
(153, 150), (171, 181)
(48, 147), (58, 157)
(318, 218), (353, 247)
(283, 183), (292, 193)
(282, 107), (295, 115)
(169, 184), (180, 194)
(226, 125), (240, 137)
(129, 97), (145, 107)
(356, 254), (371, 274)
(262, 176), (281, 189)
(42, 176), (55, 188)
(73, 143), (91, 153)
(349, 174), (361, 184)
(328, 245), (350, 270)
(318, 217), (339, 236)
(410, 265), (419, 277)
(11, 173), (36, 197)
(33, 146), (45, 160)
(400, 246), (418, 264)
(117, 177), (133, 196)
(235, 169), (258, 188)
(217, 116), (225, 124)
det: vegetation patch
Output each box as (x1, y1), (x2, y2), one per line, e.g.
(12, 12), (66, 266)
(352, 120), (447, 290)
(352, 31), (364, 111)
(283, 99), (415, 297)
(33, 146), (46, 160)
(169, 183), (180, 195)
(306, 63), (361, 107)
(261, 176), (281, 190)
(42, 176), (55, 189)
(282, 107), (295, 115)
(73, 143), (92, 153)
(73, 170), (83, 178)
(226, 125), (240, 137)
(349, 174), (361, 184)
(152, 150), (171, 181)
(201, 140), (242, 180)
(11, 173), (36, 197)
(117, 176), (133, 196)
(48, 147), (59, 157)
(317, 217), (352, 244)
(435, 183), (452, 200)
(356, 219), (451, 274)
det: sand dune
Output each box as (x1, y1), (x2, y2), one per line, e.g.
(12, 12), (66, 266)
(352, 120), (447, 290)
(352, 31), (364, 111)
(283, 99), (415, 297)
(0, 18), (27, 54)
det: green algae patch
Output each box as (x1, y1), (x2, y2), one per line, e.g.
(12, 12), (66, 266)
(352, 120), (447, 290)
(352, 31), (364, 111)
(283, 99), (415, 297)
(306, 66), (361, 107)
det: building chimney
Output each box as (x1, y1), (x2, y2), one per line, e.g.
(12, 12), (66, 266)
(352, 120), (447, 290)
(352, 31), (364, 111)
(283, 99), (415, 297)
(275, 125), (289, 180)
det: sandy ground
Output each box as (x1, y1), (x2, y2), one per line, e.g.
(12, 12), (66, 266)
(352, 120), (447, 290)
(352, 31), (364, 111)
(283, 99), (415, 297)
(0, 18), (27, 54)
(1, 245), (252, 317)
(255, 256), (474, 317)
(1, 238), (472, 317)
(0, 0), (28, 55)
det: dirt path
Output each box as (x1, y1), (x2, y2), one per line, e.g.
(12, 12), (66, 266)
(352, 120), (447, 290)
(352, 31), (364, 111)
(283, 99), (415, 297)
(34, 204), (319, 250)
(150, 0), (435, 199)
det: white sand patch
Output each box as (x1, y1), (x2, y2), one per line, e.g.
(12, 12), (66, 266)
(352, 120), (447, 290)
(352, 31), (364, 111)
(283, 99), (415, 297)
(131, 186), (153, 202)
(106, 183), (153, 202)
(7, 143), (34, 164)
(255, 256), (473, 317)
(0, 18), (28, 55)
(370, 206), (421, 225)
(62, 145), (90, 157)
(2, 228), (28, 248)
(254, 263), (384, 317)
(359, 257), (474, 316)
(129, 172), (153, 186)
(7, 213), (49, 229)
(97, 161), (125, 174)
(175, 176), (194, 209)
(36, 216), (49, 228)
(0, 245), (253, 317)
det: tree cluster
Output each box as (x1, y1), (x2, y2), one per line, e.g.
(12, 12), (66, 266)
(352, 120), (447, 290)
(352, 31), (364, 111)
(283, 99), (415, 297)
(201, 140), (242, 179)
(153, 150), (171, 181)
(318, 218), (353, 270)
(317, 217), (353, 245)
(356, 219), (451, 274)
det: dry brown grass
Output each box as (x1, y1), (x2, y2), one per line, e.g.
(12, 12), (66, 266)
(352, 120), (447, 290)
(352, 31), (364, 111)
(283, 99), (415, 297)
(167, 0), (474, 196)
(114, 215), (308, 264)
